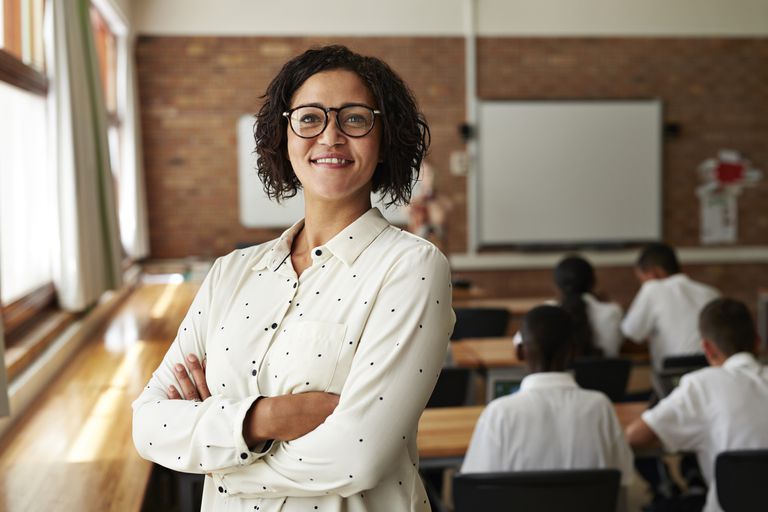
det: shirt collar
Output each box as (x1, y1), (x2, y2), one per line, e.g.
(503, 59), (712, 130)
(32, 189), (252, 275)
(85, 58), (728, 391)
(723, 352), (761, 371)
(520, 372), (579, 391)
(251, 207), (390, 272)
(324, 208), (390, 267)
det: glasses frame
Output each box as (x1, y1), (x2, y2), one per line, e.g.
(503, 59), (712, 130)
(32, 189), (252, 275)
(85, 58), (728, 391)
(282, 104), (382, 139)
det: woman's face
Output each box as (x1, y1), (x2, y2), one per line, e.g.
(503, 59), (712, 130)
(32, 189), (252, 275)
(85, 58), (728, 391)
(287, 69), (382, 208)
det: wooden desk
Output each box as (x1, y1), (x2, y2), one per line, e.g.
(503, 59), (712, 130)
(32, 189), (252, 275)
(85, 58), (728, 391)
(417, 402), (648, 462)
(452, 297), (550, 317)
(0, 282), (199, 512)
(451, 338), (520, 368)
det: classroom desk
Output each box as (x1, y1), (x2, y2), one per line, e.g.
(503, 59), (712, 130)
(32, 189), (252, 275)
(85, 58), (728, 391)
(452, 297), (550, 317)
(417, 402), (648, 467)
(450, 337), (652, 402)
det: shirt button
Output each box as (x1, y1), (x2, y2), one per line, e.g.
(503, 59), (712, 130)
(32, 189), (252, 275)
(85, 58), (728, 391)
(240, 452), (248, 460)
(218, 486), (224, 493)
(251, 369), (257, 376)
(293, 282), (297, 289)
(314, 249), (322, 256)
(271, 323), (278, 329)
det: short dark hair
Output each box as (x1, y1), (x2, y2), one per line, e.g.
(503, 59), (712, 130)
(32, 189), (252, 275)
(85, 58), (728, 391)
(637, 242), (681, 275)
(699, 298), (757, 356)
(521, 305), (573, 371)
(254, 44), (430, 207)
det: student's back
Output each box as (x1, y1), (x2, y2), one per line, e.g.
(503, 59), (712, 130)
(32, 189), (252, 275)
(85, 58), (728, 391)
(623, 274), (719, 367)
(461, 372), (633, 483)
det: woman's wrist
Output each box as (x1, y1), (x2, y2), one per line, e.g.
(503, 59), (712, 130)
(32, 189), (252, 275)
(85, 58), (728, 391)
(244, 397), (272, 447)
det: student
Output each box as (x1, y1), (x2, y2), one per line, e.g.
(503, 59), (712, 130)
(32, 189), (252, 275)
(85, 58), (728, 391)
(512, 255), (624, 358)
(462, 305), (634, 485)
(554, 255), (623, 358)
(626, 298), (768, 512)
(621, 243), (720, 370)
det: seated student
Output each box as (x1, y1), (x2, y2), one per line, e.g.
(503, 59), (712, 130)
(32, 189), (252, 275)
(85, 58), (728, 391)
(462, 305), (634, 486)
(622, 242), (720, 370)
(512, 255), (624, 358)
(626, 298), (768, 512)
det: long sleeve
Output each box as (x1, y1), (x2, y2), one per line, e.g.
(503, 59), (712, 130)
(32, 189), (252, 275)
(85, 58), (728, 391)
(132, 257), (269, 474)
(213, 244), (455, 498)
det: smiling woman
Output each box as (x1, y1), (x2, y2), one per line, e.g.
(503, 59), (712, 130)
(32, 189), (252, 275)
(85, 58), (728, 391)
(132, 45), (455, 512)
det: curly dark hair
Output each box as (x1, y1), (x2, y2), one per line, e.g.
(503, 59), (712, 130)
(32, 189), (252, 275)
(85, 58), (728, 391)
(254, 45), (430, 207)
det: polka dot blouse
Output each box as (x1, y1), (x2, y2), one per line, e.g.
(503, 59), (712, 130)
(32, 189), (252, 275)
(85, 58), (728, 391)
(132, 208), (456, 512)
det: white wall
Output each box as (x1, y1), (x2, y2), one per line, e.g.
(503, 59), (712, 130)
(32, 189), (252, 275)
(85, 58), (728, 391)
(134, 0), (768, 36)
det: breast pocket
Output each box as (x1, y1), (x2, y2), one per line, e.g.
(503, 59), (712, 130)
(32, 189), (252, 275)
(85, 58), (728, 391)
(267, 321), (347, 394)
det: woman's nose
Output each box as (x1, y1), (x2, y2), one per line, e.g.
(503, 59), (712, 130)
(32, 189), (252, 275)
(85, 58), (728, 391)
(318, 112), (345, 146)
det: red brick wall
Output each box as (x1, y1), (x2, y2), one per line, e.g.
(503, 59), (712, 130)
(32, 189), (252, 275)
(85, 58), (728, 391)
(136, 36), (768, 308)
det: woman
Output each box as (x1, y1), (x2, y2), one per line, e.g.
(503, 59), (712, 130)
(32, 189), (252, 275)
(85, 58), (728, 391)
(554, 255), (623, 358)
(132, 45), (455, 511)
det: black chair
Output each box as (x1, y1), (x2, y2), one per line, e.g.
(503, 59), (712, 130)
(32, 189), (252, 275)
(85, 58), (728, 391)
(453, 469), (621, 512)
(451, 308), (510, 340)
(427, 367), (472, 408)
(715, 449), (768, 512)
(652, 354), (709, 398)
(572, 357), (632, 402)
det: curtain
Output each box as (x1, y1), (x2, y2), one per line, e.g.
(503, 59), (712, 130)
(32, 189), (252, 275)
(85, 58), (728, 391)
(45, 0), (122, 312)
(0, 275), (8, 417)
(117, 32), (150, 260)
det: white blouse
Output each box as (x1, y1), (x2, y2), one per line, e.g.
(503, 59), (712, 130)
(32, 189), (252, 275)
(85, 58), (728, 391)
(132, 208), (456, 512)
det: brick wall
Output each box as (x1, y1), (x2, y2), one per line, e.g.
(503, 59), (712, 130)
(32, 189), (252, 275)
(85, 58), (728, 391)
(136, 36), (768, 308)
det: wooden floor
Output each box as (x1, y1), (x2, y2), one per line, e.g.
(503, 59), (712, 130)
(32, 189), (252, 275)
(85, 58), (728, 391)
(0, 280), (199, 512)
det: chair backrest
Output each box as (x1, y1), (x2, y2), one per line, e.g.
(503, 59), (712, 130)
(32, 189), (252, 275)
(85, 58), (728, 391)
(653, 354), (709, 397)
(715, 449), (768, 512)
(451, 308), (510, 340)
(426, 367), (472, 408)
(453, 469), (621, 512)
(572, 357), (632, 402)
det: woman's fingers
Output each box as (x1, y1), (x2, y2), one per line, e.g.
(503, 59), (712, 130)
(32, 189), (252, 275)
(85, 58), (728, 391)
(167, 385), (181, 399)
(173, 363), (200, 401)
(186, 354), (211, 400)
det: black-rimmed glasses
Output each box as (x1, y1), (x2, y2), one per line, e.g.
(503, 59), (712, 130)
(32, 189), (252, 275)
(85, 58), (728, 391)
(282, 104), (381, 138)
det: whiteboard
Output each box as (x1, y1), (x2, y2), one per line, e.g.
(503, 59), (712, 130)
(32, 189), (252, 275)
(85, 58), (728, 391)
(237, 115), (410, 228)
(477, 100), (662, 246)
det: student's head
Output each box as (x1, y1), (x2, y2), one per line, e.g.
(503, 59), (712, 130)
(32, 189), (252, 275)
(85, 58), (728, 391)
(635, 242), (680, 281)
(520, 305), (574, 372)
(255, 44), (430, 207)
(554, 255), (595, 296)
(699, 298), (758, 365)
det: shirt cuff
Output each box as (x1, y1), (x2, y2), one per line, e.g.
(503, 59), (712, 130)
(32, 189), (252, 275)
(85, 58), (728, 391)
(232, 394), (272, 466)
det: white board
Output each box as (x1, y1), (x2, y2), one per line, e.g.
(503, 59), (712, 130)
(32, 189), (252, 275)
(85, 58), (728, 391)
(477, 100), (662, 246)
(237, 115), (410, 228)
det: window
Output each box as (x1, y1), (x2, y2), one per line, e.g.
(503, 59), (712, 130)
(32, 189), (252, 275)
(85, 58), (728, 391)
(1, 0), (46, 72)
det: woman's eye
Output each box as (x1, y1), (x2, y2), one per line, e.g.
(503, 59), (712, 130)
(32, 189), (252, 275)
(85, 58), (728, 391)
(299, 114), (322, 124)
(343, 114), (367, 125)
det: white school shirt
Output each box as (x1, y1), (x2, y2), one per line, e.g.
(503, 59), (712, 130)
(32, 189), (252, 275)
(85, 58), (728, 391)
(642, 353), (768, 512)
(132, 208), (456, 512)
(460, 372), (634, 485)
(621, 274), (719, 369)
(511, 294), (624, 357)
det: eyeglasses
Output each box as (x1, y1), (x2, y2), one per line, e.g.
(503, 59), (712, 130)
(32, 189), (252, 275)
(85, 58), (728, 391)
(282, 104), (381, 139)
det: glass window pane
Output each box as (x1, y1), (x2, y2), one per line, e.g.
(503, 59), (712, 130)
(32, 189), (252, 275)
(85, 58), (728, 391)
(0, 79), (53, 304)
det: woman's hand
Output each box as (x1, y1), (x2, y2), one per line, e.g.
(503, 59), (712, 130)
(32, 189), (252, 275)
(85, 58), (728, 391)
(167, 353), (211, 401)
(245, 392), (339, 445)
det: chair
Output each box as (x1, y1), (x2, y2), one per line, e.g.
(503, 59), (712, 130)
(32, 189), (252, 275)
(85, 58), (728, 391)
(652, 354), (709, 398)
(715, 449), (768, 512)
(453, 469), (621, 512)
(572, 357), (632, 402)
(427, 367), (472, 408)
(451, 308), (510, 340)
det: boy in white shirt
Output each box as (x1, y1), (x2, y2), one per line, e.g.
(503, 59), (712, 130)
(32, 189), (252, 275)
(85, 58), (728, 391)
(626, 298), (768, 512)
(462, 305), (634, 485)
(622, 243), (720, 371)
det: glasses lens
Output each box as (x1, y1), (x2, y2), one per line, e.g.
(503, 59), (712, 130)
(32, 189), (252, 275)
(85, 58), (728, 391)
(289, 106), (326, 138)
(338, 106), (375, 137)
